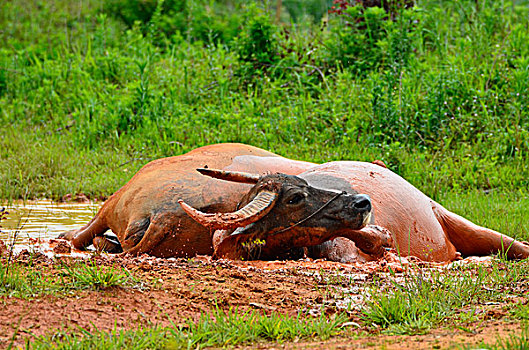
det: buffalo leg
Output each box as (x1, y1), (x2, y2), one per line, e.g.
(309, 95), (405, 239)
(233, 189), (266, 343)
(339, 225), (394, 258)
(433, 202), (529, 259)
(94, 235), (123, 253)
(60, 215), (109, 250)
(121, 214), (167, 256)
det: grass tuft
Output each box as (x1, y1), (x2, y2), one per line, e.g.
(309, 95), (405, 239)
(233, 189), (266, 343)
(61, 260), (135, 290)
(29, 326), (168, 350)
(360, 258), (529, 335)
(0, 258), (138, 298)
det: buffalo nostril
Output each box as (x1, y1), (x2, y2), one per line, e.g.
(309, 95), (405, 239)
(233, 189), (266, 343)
(353, 194), (371, 212)
(355, 199), (371, 211)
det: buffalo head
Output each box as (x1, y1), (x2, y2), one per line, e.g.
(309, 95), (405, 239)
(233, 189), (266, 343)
(179, 169), (390, 260)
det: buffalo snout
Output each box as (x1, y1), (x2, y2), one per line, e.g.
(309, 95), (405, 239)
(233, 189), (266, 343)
(325, 193), (372, 228)
(351, 194), (371, 213)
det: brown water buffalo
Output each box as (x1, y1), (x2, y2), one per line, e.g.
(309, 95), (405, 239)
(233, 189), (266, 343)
(59, 143), (315, 257)
(182, 162), (529, 262)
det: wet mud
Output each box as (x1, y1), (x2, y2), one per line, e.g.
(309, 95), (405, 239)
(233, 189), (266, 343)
(0, 246), (521, 349)
(0, 202), (525, 348)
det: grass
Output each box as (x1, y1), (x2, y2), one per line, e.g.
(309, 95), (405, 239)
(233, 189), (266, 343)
(60, 260), (138, 290)
(463, 324), (529, 349)
(0, 0), (528, 200)
(27, 308), (347, 349)
(0, 257), (137, 298)
(0, 205), (136, 296)
(17, 256), (529, 348)
(172, 307), (347, 347)
(493, 329), (529, 350)
(28, 327), (170, 350)
(0, 260), (43, 298)
(360, 257), (529, 335)
(361, 266), (483, 334)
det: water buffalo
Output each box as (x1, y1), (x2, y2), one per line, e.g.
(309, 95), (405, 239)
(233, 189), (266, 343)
(181, 162), (529, 262)
(59, 143), (315, 257)
(61, 143), (529, 262)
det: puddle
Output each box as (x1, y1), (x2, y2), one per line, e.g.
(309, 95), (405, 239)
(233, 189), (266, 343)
(0, 200), (101, 247)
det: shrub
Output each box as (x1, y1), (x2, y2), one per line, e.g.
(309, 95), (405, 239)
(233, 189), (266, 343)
(104, 0), (245, 45)
(282, 0), (334, 23)
(234, 9), (279, 83)
(324, 1), (422, 75)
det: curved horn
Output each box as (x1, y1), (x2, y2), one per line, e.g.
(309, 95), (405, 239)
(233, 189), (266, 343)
(179, 190), (278, 230)
(197, 168), (260, 184)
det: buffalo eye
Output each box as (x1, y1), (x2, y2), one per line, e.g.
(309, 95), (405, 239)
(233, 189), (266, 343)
(287, 193), (305, 205)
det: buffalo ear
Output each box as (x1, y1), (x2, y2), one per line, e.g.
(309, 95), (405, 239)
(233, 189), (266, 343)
(196, 168), (260, 184)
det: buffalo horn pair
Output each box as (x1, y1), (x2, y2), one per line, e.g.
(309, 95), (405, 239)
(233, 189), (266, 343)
(178, 169), (275, 230)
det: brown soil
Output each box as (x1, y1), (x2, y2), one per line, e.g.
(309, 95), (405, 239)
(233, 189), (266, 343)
(0, 249), (524, 349)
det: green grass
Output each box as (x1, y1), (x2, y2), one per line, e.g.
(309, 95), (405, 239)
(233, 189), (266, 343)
(361, 267), (484, 334)
(360, 258), (529, 335)
(511, 304), (529, 320)
(0, 258), (137, 298)
(493, 329), (529, 350)
(172, 307), (347, 347)
(28, 327), (169, 350)
(60, 260), (138, 290)
(0, 0), (528, 200)
(462, 324), (529, 349)
(27, 308), (347, 349)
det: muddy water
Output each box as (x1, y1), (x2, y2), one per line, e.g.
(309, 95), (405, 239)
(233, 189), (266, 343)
(0, 200), (101, 246)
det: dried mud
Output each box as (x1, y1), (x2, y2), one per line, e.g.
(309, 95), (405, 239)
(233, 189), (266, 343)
(0, 244), (525, 349)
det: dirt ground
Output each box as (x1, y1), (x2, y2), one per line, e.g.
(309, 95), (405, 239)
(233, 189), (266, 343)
(0, 249), (524, 349)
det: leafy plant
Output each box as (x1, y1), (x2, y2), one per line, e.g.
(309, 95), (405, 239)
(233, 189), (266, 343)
(324, 1), (421, 74)
(104, 0), (245, 45)
(234, 8), (279, 83)
(282, 0), (334, 23)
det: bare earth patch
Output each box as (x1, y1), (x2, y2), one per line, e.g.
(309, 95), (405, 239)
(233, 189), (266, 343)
(0, 249), (526, 349)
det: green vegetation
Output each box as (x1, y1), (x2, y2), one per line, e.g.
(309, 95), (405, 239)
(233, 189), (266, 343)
(304, 256), (529, 336)
(60, 259), (137, 290)
(0, 258), (137, 297)
(29, 308), (346, 349)
(1, 0), (527, 201)
(29, 327), (169, 350)
(361, 259), (529, 335)
(464, 324), (529, 349)
(16, 257), (529, 348)
(493, 325), (529, 349)
(168, 307), (346, 347)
